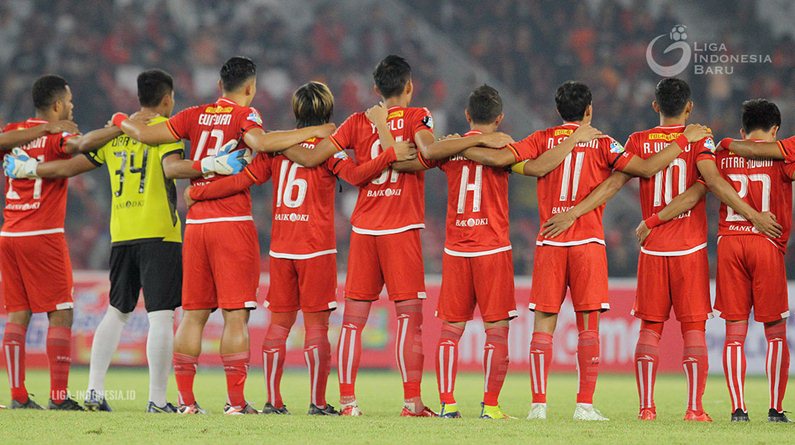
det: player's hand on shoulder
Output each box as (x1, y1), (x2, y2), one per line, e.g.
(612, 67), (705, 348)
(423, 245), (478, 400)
(365, 103), (389, 125)
(750, 211), (783, 239)
(394, 140), (417, 161)
(129, 110), (159, 124)
(683, 124), (712, 143)
(479, 132), (514, 148)
(541, 210), (577, 238)
(570, 123), (603, 144)
(183, 186), (196, 208)
(3, 147), (39, 179)
(312, 123), (336, 138)
(43, 120), (79, 135)
(635, 220), (651, 245)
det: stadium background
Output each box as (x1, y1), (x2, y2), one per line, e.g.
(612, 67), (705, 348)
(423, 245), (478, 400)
(0, 0), (794, 374)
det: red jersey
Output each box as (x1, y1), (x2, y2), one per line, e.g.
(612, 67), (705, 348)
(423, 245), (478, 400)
(625, 125), (716, 256)
(329, 106), (434, 235)
(1, 119), (74, 236)
(166, 97), (264, 224)
(717, 141), (795, 252)
(511, 123), (634, 246)
(777, 136), (795, 162)
(439, 130), (511, 256)
(245, 138), (346, 258)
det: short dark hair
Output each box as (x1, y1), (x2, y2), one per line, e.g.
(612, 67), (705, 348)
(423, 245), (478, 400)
(655, 78), (691, 117)
(467, 84), (502, 124)
(32, 75), (68, 110)
(292, 81), (334, 128)
(555, 81), (592, 122)
(373, 55), (411, 99)
(741, 99), (781, 133)
(220, 56), (257, 92)
(137, 69), (174, 108)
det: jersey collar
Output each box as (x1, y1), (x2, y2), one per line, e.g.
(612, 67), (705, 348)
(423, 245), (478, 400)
(218, 97), (241, 107)
(464, 129), (483, 137)
(562, 122), (580, 127)
(26, 118), (48, 124)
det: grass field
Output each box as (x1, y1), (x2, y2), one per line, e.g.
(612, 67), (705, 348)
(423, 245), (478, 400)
(0, 368), (791, 444)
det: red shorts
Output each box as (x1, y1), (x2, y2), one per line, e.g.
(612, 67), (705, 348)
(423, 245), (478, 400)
(345, 230), (426, 301)
(182, 221), (260, 311)
(530, 243), (609, 313)
(715, 236), (788, 323)
(266, 253), (338, 313)
(633, 249), (712, 322)
(437, 250), (517, 323)
(0, 233), (73, 313)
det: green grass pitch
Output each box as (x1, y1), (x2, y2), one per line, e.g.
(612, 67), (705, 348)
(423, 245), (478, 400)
(0, 368), (791, 444)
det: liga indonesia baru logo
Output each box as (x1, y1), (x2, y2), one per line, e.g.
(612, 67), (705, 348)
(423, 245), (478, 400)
(646, 25), (771, 76)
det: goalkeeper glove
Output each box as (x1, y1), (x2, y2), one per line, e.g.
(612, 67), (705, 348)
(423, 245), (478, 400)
(3, 148), (39, 179)
(198, 140), (252, 175)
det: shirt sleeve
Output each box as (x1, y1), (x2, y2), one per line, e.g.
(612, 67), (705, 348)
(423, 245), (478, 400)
(695, 136), (717, 163)
(511, 131), (544, 161)
(328, 114), (357, 152)
(52, 132), (76, 157)
(603, 137), (635, 171)
(159, 139), (185, 160)
(782, 160), (795, 180)
(189, 172), (256, 201)
(328, 147), (397, 187)
(243, 153), (273, 185)
(166, 107), (194, 140)
(84, 141), (108, 166)
(411, 107), (435, 137)
(777, 136), (795, 163)
(239, 107), (264, 136)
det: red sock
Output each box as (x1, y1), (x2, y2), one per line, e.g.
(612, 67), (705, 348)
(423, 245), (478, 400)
(2, 323), (28, 403)
(723, 322), (748, 412)
(46, 326), (71, 403)
(576, 312), (600, 404)
(337, 299), (370, 404)
(764, 322), (789, 412)
(529, 332), (552, 403)
(222, 351), (249, 408)
(303, 312), (331, 408)
(682, 322), (708, 414)
(483, 325), (509, 406)
(262, 322), (290, 408)
(173, 352), (198, 406)
(395, 300), (425, 404)
(436, 323), (464, 405)
(635, 321), (662, 410)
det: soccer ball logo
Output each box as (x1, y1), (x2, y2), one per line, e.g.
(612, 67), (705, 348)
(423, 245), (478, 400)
(669, 25), (687, 42)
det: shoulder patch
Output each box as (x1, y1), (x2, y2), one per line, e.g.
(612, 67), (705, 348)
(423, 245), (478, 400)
(421, 115), (433, 130)
(703, 137), (716, 152)
(609, 139), (625, 153)
(246, 109), (263, 125)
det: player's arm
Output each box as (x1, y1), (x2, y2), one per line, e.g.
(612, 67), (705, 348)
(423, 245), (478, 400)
(459, 146), (517, 168)
(280, 138), (344, 168)
(719, 138), (785, 160)
(115, 113), (179, 146)
(186, 156), (271, 206)
(511, 123), (604, 176)
(64, 126), (123, 154)
(332, 143), (419, 187)
(635, 182), (707, 244)
(697, 159), (782, 238)
(619, 124), (711, 178)
(162, 152), (202, 179)
(423, 132), (513, 160)
(541, 172), (632, 238)
(35, 155), (98, 178)
(0, 120), (78, 150)
(243, 125), (335, 154)
(392, 129), (436, 172)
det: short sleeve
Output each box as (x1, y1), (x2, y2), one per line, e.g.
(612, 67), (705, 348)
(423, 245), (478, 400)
(329, 114), (357, 151)
(244, 153), (273, 185)
(411, 107), (435, 136)
(240, 107), (264, 136)
(166, 107), (194, 140)
(159, 139), (185, 160)
(84, 141), (109, 166)
(782, 161), (795, 181)
(778, 136), (795, 163)
(52, 132), (76, 157)
(695, 137), (717, 163)
(603, 137), (635, 171)
(511, 131), (544, 162)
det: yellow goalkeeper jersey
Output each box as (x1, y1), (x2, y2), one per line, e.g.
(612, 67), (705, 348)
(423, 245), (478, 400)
(86, 116), (183, 244)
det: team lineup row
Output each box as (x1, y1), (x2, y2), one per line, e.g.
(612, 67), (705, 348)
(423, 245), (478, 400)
(0, 54), (792, 422)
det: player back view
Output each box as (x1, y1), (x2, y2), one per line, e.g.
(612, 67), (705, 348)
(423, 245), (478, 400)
(314, 55), (436, 416)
